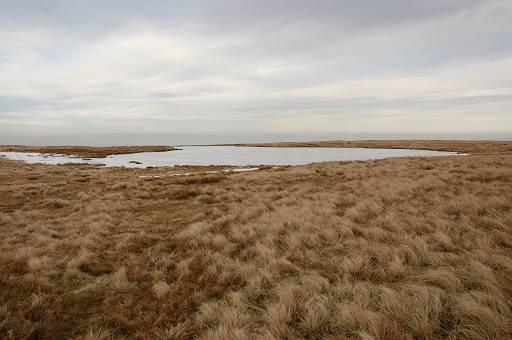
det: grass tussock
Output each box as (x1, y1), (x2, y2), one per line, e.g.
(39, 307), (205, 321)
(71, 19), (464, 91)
(0, 141), (511, 339)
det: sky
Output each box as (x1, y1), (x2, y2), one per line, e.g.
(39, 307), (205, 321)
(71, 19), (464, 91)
(0, 0), (511, 145)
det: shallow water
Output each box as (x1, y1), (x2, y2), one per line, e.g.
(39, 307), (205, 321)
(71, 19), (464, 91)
(0, 146), (459, 168)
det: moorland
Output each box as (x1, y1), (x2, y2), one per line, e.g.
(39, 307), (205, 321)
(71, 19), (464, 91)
(0, 146), (176, 159)
(0, 140), (511, 339)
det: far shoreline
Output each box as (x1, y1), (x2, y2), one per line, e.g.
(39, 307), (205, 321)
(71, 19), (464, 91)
(0, 145), (177, 158)
(1, 140), (511, 158)
(200, 140), (512, 155)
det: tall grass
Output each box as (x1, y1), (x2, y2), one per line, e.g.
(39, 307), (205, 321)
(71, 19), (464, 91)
(0, 144), (511, 338)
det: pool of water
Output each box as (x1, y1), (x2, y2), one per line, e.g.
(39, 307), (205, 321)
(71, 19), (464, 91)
(0, 146), (459, 168)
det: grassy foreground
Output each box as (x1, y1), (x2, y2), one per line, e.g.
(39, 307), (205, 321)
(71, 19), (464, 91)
(1, 141), (512, 339)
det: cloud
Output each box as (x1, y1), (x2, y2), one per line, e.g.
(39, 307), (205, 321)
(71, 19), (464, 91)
(0, 95), (42, 112)
(0, 0), (511, 141)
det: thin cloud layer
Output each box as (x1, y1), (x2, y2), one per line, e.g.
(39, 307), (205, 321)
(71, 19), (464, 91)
(0, 0), (511, 141)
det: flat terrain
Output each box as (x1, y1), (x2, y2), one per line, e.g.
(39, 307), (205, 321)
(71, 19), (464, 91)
(1, 141), (511, 339)
(0, 145), (176, 158)
(223, 140), (512, 155)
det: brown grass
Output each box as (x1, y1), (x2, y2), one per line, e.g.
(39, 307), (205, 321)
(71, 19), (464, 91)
(0, 141), (511, 339)
(0, 145), (176, 158)
(220, 140), (512, 154)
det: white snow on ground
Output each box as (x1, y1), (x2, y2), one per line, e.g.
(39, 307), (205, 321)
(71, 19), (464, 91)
(138, 167), (261, 178)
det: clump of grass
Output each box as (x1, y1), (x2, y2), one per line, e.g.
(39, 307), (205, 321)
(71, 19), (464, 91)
(152, 281), (170, 298)
(177, 175), (226, 185)
(27, 256), (50, 272)
(45, 198), (71, 209)
(110, 267), (131, 291)
(170, 188), (200, 200)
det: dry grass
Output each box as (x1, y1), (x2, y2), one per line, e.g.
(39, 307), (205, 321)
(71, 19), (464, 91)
(0, 141), (511, 339)
(0, 145), (176, 158)
(223, 140), (512, 155)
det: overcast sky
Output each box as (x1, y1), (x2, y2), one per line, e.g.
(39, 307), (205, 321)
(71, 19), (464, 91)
(1, 0), (511, 144)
